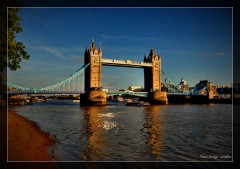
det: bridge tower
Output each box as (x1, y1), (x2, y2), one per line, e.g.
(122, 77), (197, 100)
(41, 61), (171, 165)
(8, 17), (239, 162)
(144, 48), (161, 92)
(144, 49), (168, 104)
(81, 40), (106, 106)
(84, 39), (102, 91)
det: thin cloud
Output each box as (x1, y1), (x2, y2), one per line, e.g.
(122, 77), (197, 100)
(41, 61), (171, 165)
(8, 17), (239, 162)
(215, 52), (225, 57)
(71, 56), (84, 63)
(60, 47), (84, 52)
(29, 46), (66, 59)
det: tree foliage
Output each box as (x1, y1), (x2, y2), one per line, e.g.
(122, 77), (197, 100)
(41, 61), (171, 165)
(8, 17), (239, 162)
(0, 1), (7, 73)
(8, 8), (30, 71)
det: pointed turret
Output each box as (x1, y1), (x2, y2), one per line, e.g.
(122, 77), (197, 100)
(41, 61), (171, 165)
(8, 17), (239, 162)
(90, 39), (96, 51)
(149, 48), (154, 58)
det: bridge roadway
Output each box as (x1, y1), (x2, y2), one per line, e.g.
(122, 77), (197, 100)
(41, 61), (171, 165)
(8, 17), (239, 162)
(7, 91), (206, 97)
(102, 58), (153, 68)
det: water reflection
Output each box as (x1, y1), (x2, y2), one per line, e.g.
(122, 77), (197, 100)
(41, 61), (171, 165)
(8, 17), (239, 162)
(79, 106), (106, 160)
(143, 105), (164, 160)
(12, 101), (232, 161)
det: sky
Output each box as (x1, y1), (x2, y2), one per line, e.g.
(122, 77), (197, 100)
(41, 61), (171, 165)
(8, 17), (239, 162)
(8, 8), (232, 91)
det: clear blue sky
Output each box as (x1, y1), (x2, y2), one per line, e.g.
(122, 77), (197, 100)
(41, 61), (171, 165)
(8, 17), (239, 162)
(8, 8), (232, 91)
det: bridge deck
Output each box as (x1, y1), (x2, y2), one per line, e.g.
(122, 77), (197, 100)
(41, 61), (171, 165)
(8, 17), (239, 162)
(102, 58), (152, 68)
(7, 91), (206, 97)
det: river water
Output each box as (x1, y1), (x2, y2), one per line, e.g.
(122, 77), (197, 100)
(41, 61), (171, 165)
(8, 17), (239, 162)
(10, 100), (232, 161)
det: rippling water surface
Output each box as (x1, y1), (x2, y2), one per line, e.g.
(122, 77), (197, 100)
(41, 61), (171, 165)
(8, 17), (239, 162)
(11, 100), (232, 161)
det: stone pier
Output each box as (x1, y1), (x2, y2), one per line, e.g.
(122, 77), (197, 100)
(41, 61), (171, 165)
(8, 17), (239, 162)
(148, 91), (168, 105)
(80, 91), (106, 106)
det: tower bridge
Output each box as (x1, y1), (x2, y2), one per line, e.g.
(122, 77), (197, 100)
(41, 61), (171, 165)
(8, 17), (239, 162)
(7, 40), (216, 105)
(81, 40), (167, 105)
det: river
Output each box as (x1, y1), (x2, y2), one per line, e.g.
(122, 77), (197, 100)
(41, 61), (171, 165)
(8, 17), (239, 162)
(10, 100), (232, 161)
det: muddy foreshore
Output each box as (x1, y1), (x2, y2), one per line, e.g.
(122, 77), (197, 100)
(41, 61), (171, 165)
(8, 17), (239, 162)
(8, 110), (54, 161)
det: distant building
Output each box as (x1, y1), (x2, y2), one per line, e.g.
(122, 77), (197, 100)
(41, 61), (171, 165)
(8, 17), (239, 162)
(118, 89), (126, 92)
(179, 77), (187, 86)
(179, 78), (189, 92)
(127, 86), (144, 92)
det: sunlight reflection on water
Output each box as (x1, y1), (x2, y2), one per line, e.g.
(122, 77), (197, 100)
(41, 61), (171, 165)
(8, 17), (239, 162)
(11, 100), (232, 161)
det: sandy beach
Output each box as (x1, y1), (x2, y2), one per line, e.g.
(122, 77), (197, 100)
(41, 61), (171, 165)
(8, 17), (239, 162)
(8, 110), (54, 161)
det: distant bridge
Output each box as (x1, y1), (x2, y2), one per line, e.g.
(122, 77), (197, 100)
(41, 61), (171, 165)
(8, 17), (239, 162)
(7, 90), (207, 97)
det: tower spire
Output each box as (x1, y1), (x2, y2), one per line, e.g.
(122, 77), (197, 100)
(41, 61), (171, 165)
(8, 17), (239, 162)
(90, 38), (96, 50)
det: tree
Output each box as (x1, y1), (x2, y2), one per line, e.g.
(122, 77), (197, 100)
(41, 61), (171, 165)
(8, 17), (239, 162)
(8, 8), (30, 71)
(0, 1), (7, 73)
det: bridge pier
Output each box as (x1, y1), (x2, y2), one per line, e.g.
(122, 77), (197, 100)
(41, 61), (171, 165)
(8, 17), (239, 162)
(80, 91), (106, 106)
(148, 91), (168, 105)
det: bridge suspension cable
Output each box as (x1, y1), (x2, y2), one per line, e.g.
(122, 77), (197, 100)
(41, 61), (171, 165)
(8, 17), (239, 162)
(40, 63), (89, 91)
(8, 63), (90, 92)
(7, 82), (33, 91)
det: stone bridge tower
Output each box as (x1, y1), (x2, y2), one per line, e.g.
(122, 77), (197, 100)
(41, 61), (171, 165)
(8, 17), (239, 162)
(84, 40), (102, 91)
(81, 40), (106, 106)
(144, 48), (168, 104)
(144, 48), (161, 92)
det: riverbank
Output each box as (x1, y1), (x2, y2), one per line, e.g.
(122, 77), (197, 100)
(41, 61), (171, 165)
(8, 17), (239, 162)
(8, 110), (54, 161)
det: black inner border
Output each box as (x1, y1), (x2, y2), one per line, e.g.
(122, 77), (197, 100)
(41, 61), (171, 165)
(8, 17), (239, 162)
(1, 0), (240, 168)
